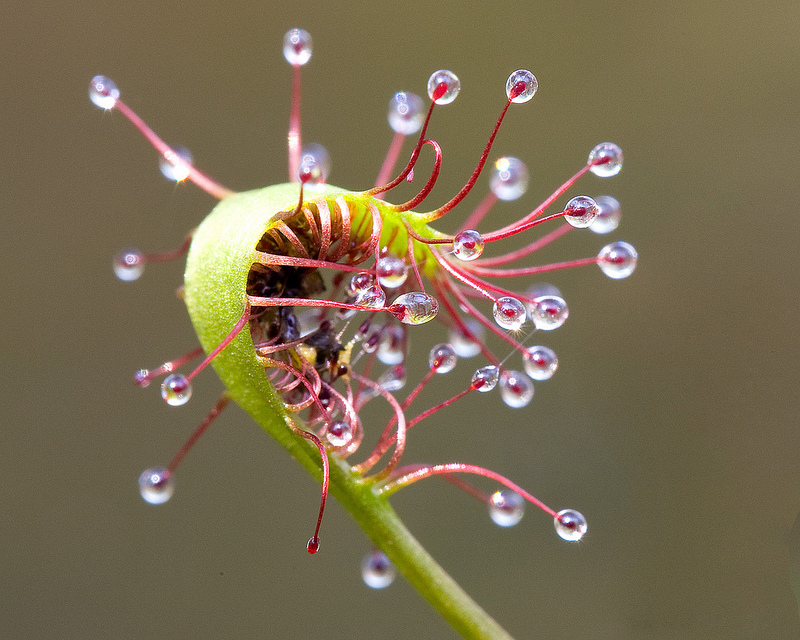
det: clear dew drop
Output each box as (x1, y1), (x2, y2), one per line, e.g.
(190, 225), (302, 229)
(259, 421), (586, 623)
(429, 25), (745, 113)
(298, 143), (331, 186)
(159, 146), (193, 182)
(377, 326), (406, 365)
(449, 319), (485, 358)
(531, 295), (569, 331)
(378, 365), (406, 392)
(427, 70), (461, 105)
(113, 249), (144, 281)
(429, 343), (458, 374)
(355, 284), (386, 309)
(376, 255), (408, 289)
(525, 283), (561, 315)
(489, 490), (525, 527)
(138, 467), (174, 505)
(389, 292), (438, 325)
(160, 373), (192, 406)
(349, 272), (375, 295)
(388, 91), (425, 135)
(492, 296), (527, 331)
(500, 370), (534, 408)
(563, 195), (599, 228)
(325, 421), (353, 448)
(283, 28), (312, 66)
(452, 230), (484, 261)
(588, 142), (623, 177)
(590, 195), (622, 234)
(362, 550), (396, 589)
(505, 69), (538, 103)
(555, 509), (588, 541)
(598, 241), (638, 279)
(471, 365), (500, 392)
(89, 75), (119, 109)
(490, 156), (529, 201)
(523, 346), (558, 381)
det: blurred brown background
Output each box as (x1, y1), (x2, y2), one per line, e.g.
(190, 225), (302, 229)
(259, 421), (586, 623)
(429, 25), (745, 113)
(3, 0), (799, 638)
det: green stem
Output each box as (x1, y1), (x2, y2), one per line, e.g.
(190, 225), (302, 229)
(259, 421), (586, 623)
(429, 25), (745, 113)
(252, 397), (514, 639)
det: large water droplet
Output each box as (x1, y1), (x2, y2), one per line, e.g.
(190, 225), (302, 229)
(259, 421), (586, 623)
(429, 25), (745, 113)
(590, 195), (621, 234)
(139, 467), (173, 505)
(452, 230), (484, 261)
(283, 28), (312, 66)
(471, 365), (499, 392)
(160, 373), (192, 406)
(588, 142), (623, 177)
(531, 296), (568, 331)
(429, 343), (457, 374)
(500, 370), (534, 408)
(555, 509), (587, 541)
(388, 91), (425, 135)
(505, 69), (538, 103)
(492, 297), (526, 331)
(449, 319), (484, 358)
(89, 75), (119, 109)
(159, 146), (193, 182)
(523, 346), (558, 381)
(376, 255), (408, 289)
(489, 490), (524, 527)
(563, 195), (599, 228)
(598, 241), (638, 279)
(427, 70), (460, 105)
(362, 550), (395, 589)
(389, 292), (438, 325)
(490, 156), (529, 201)
(113, 249), (144, 281)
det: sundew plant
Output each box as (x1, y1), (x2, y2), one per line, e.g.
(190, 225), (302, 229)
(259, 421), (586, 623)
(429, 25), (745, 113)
(90, 28), (637, 639)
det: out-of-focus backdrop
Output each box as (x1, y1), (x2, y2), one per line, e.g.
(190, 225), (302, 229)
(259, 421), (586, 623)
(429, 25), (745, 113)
(3, 1), (799, 638)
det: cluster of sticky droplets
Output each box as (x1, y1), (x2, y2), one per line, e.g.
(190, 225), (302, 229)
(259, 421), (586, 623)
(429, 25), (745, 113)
(490, 156), (529, 201)
(588, 142), (623, 177)
(298, 143), (331, 185)
(499, 370), (534, 408)
(598, 241), (638, 279)
(159, 146), (193, 182)
(113, 249), (144, 281)
(283, 28), (312, 66)
(590, 195), (621, 234)
(325, 421), (354, 448)
(388, 292), (438, 325)
(563, 195), (599, 229)
(429, 343), (458, 374)
(492, 296), (527, 331)
(427, 70), (460, 105)
(489, 490), (525, 527)
(362, 550), (396, 589)
(554, 509), (588, 541)
(376, 255), (408, 289)
(523, 346), (558, 381)
(388, 92), (425, 135)
(505, 69), (538, 103)
(160, 373), (192, 406)
(89, 75), (119, 110)
(452, 229), (484, 261)
(138, 467), (174, 505)
(449, 319), (485, 358)
(530, 295), (569, 331)
(471, 365), (500, 392)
